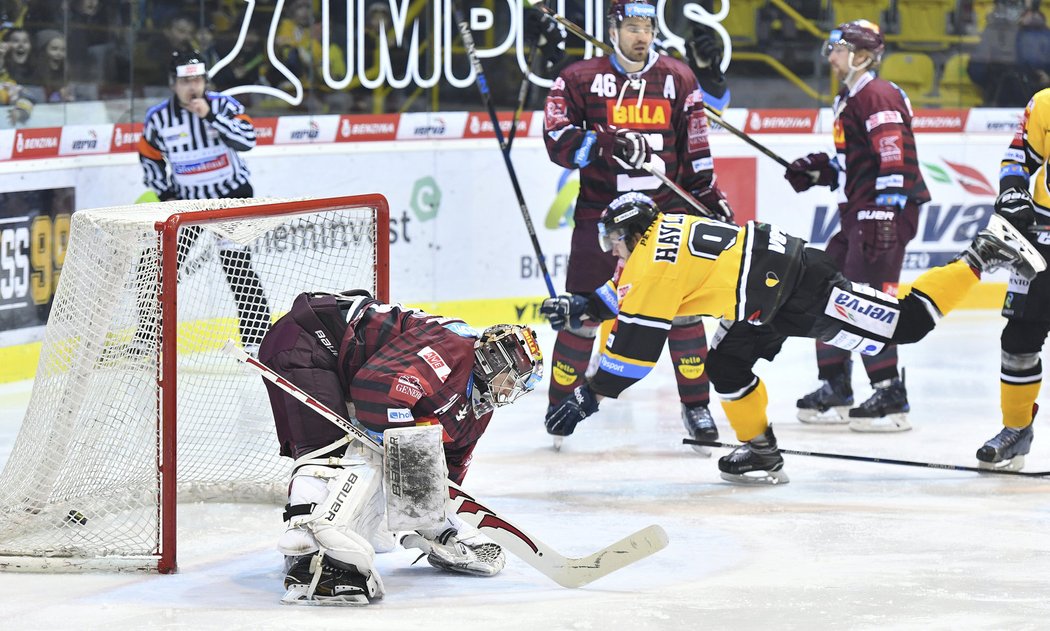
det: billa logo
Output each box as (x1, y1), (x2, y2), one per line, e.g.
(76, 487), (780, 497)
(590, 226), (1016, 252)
(607, 100), (670, 129)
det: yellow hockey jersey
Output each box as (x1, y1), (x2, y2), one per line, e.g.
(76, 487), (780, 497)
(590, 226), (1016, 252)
(1003, 87), (1050, 221)
(589, 214), (806, 398)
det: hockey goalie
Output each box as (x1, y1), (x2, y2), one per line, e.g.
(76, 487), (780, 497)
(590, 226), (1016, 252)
(258, 290), (543, 605)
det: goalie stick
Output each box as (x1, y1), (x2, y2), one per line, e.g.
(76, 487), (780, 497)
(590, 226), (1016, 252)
(223, 341), (669, 587)
(684, 439), (1050, 478)
(525, 0), (791, 169)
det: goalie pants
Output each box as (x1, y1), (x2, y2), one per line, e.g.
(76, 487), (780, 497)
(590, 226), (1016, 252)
(707, 247), (977, 440)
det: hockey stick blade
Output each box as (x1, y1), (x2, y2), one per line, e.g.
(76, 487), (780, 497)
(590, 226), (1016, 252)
(222, 340), (669, 586)
(684, 438), (1050, 478)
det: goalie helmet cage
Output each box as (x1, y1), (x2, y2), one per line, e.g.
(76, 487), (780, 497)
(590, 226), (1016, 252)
(0, 194), (389, 573)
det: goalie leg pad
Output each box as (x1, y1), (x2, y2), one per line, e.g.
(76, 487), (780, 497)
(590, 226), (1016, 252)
(384, 425), (448, 532)
(277, 462), (387, 603)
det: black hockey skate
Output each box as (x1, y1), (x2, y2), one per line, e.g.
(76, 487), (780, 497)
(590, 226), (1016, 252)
(282, 554), (383, 606)
(962, 214), (1047, 280)
(682, 403), (718, 456)
(717, 426), (789, 485)
(796, 365), (853, 425)
(848, 376), (911, 433)
(977, 422), (1035, 472)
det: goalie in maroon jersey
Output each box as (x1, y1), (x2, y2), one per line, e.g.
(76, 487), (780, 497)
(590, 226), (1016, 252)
(784, 20), (930, 433)
(257, 290), (543, 605)
(541, 0), (732, 452)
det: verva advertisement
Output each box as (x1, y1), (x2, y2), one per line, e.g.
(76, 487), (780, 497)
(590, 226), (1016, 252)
(0, 124), (1018, 344)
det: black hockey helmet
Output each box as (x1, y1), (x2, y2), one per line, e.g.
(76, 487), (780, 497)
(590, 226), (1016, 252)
(599, 192), (660, 253)
(607, 0), (657, 28)
(472, 324), (543, 415)
(823, 20), (885, 63)
(169, 49), (208, 81)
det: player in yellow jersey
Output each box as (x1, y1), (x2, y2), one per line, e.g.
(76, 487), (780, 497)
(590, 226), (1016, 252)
(974, 88), (1050, 471)
(539, 192), (1046, 485)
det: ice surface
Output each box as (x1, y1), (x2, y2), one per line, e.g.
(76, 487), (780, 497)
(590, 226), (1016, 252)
(0, 312), (1048, 629)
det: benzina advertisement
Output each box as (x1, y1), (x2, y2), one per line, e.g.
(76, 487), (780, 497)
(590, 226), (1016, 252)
(0, 128), (1016, 350)
(0, 187), (74, 341)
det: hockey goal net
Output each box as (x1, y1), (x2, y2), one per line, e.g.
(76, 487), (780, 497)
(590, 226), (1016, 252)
(0, 194), (389, 573)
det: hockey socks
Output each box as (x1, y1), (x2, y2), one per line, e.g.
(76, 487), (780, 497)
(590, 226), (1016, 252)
(668, 319), (710, 407)
(1002, 362), (1041, 429)
(907, 259), (980, 317)
(718, 378), (769, 442)
(548, 329), (595, 406)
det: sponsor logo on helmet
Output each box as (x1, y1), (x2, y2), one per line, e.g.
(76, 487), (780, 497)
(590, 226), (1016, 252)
(175, 62), (206, 78)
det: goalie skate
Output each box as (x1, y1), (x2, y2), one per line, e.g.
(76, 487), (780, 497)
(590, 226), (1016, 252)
(281, 554), (383, 606)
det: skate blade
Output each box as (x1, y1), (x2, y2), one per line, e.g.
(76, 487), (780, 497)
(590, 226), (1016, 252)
(719, 469), (790, 486)
(848, 413), (912, 433)
(797, 406), (850, 424)
(977, 454), (1025, 472)
(281, 585), (371, 606)
(688, 442), (714, 457)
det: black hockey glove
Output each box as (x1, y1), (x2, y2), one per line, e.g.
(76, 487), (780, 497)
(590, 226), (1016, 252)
(545, 384), (599, 436)
(540, 294), (591, 331)
(995, 179), (1037, 232)
(686, 24), (723, 73)
(524, 8), (566, 76)
(596, 127), (653, 170)
(785, 152), (839, 193)
(691, 185), (734, 223)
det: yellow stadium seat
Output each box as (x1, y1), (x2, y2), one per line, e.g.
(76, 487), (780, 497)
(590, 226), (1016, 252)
(938, 52), (984, 106)
(972, 0), (996, 31)
(718, 0), (768, 47)
(832, 0), (891, 26)
(879, 52), (936, 103)
(895, 0), (957, 50)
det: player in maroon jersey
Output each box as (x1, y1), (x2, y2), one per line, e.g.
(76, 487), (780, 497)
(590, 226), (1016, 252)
(257, 290), (543, 605)
(785, 20), (930, 433)
(541, 0), (732, 451)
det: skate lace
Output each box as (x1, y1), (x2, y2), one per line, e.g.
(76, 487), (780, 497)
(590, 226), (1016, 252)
(989, 426), (1024, 448)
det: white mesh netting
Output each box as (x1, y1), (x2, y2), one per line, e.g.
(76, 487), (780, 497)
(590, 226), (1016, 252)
(0, 196), (382, 570)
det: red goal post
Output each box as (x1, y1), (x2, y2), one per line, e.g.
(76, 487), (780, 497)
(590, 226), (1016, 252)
(0, 194), (389, 573)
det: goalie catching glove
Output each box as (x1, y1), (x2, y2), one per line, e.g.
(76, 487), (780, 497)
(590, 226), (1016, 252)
(400, 519), (506, 577)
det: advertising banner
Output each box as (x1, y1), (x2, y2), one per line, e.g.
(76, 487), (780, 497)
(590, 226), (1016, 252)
(0, 187), (74, 341)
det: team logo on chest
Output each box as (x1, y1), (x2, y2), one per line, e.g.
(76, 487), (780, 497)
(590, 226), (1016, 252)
(606, 99), (671, 129)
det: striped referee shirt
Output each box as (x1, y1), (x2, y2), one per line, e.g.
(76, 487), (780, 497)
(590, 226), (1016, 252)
(138, 92), (255, 200)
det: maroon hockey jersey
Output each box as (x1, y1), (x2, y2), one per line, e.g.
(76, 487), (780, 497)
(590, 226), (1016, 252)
(832, 72), (930, 227)
(337, 302), (491, 484)
(544, 51), (719, 220)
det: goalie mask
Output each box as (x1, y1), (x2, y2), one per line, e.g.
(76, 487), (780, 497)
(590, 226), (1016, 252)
(471, 324), (543, 416)
(599, 192), (660, 253)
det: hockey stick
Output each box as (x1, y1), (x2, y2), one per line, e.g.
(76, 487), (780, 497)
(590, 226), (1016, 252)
(506, 0), (549, 151)
(526, 1), (792, 169)
(453, 0), (556, 298)
(684, 439), (1050, 478)
(642, 163), (715, 217)
(223, 341), (669, 587)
